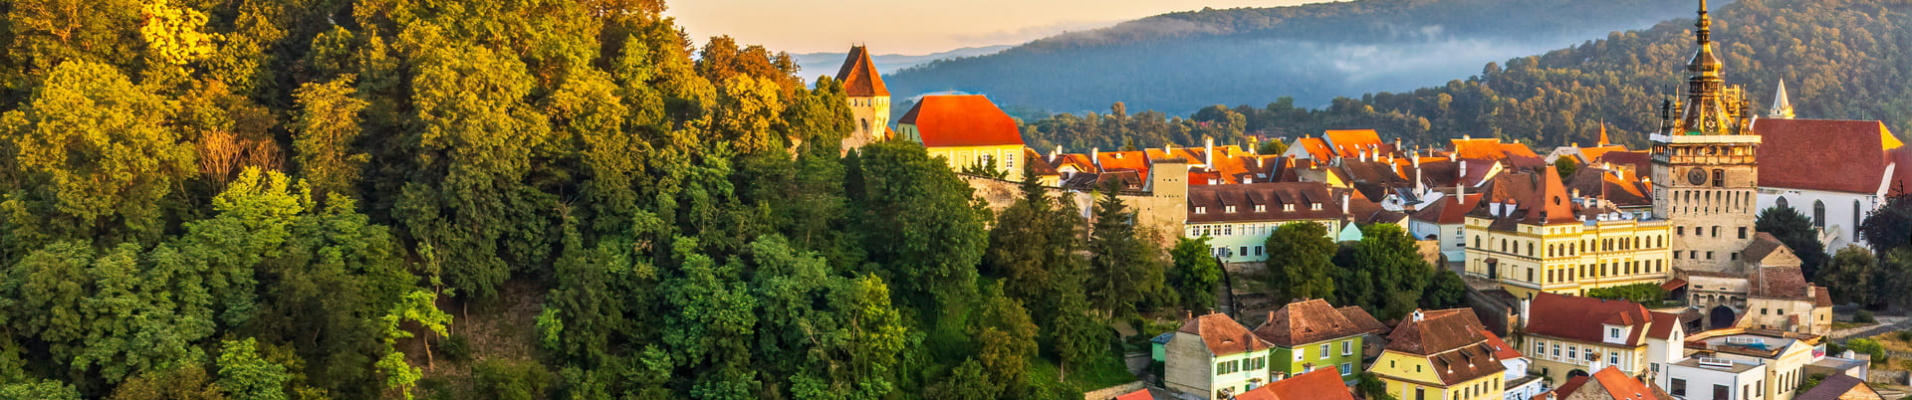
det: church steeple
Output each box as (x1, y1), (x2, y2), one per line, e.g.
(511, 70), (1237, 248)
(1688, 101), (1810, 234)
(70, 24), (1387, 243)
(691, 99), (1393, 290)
(1673, 0), (1744, 136)
(1770, 80), (1795, 119)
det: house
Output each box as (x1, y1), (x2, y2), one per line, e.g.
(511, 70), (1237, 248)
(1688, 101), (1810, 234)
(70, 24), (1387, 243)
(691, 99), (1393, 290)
(1546, 366), (1674, 400)
(1165, 312), (1277, 400)
(1483, 327), (1547, 400)
(1659, 329), (1826, 400)
(898, 95), (1027, 181)
(1251, 299), (1382, 381)
(1461, 167), (1673, 298)
(1235, 368), (1359, 400)
(1412, 193), (1483, 263)
(835, 45), (891, 152)
(1184, 182), (1347, 263)
(1368, 309), (1507, 400)
(1794, 374), (1883, 400)
(1518, 293), (1684, 385)
(1683, 233), (1834, 334)
(1751, 117), (1901, 252)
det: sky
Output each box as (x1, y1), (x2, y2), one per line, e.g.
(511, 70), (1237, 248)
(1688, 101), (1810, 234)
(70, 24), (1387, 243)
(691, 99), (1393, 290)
(664, 0), (1332, 55)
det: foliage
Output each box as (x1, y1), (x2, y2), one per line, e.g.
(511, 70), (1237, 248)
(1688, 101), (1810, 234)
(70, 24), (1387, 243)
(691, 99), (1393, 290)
(217, 339), (289, 400)
(1757, 206), (1830, 279)
(1260, 222), (1336, 303)
(1086, 180), (1167, 318)
(1168, 236), (1223, 312)
(1857, 310), (1878, 324)
(1552, 158), (1578, 181)
(1863, 194), (1912, 254)
(472, 359), (553, 400)
(1847, 338), (1886, 364)
(1796, 373), (1827, 394)
(1422, 270), (1470, 310)
(1355, 372), (1396, 400)
(1335, 224), (1431, 320)
(1585, 283), (1667, 307)
(1820, 246), (1878, 305)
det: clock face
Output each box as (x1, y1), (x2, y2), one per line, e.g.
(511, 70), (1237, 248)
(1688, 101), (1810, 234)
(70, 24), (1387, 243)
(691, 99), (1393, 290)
(1688, 168), (1709, 185)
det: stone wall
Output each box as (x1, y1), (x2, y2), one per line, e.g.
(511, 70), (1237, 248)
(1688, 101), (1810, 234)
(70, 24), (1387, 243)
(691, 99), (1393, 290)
(959, 175), (1183, 247)
(1081, 381), (1146, 400)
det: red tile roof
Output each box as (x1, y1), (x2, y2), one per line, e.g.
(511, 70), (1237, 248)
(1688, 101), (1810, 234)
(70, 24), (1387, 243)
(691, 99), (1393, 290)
(1481, 328), (1523, 360)
(1180, 312), (1274, 356)
(1186, 182), (1344, 224)
(1525, 293), (1653, 347)
(1592, 151), (1650, 175)
(1411, 193), (1483, 225)
(1113, 389), (1155, 400)
(1236, 368), (1357, 400)
(898, 95), (1024, 148)
(834, 46), (889, 97)
(1553, 376), (1591, 399)
(1889, 146), (1912, 197)
(1646, 312), (1681, 340)
(1337, 306), (1389, 335)
(1254, 299), (1366, 347)
(1754, 118), (1893, 194)
(1386, 308), (1490, 355)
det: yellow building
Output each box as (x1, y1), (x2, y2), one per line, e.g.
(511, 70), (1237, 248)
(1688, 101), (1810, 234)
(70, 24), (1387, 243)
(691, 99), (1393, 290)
(1369, 309), (1505, 400)
(1462, 168), (1672, 298)
(835, 45), (892, 152)
(898, 95), (1026, 181)
(1517, 293), (1685, 385)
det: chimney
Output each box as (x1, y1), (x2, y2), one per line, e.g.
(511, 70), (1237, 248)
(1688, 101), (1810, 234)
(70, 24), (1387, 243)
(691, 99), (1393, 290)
(1413, 156), (1425, 193)
(1205, 136), (1215, 166)
(1050, 145), (1061, 163)
(1341, 193), (1350, 215)
(1092, 148), (1101, 169)
(1412, 309), (1425, 322)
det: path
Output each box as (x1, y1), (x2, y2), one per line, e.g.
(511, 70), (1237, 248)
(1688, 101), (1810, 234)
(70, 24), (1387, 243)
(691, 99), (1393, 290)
(1830, 316), (1911, 341)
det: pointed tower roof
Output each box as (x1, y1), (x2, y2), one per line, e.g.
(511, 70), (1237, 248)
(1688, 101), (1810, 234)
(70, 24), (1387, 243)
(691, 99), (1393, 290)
(1598, 121), (1610, 146)
(835, 45), (889, 97)
(1771, 80), (1795, 119)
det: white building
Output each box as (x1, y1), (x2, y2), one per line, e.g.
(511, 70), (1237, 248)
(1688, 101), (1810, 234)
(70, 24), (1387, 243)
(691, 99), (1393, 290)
(1750, 114), (1901, 252)
(1657, 329), (1825, 400)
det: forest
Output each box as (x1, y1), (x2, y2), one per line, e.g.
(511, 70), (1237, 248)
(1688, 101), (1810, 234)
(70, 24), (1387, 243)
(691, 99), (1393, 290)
(884, 0), (1696, 116)
(1016, 0), (1912, 153)
(0, 0), (1200, 399)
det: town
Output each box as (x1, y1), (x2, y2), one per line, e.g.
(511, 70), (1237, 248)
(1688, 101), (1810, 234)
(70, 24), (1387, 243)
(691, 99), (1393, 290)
(828, 1), (1903, 400)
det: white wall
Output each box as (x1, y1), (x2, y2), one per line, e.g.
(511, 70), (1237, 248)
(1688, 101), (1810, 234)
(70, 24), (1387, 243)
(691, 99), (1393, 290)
(1661, 362), (1765, 400)
(1757, 187), (1881, 252)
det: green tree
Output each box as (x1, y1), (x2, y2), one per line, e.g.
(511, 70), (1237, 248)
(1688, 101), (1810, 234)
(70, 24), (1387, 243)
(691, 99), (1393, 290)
(378, 290), (451, 400)
(217, 339), (288, 400)
(1261, 222), (1336, 302)
(1820, 245), (1877, 305)
(1757, 206), (1830, 278)
(1553, 158), (1578, 179)
(1167, 236), (1223, 312)
(1341, 224), (1431, 319)
(290, 79), (370, 202)
(3, 380), (83, 400)
(0, 60), (195, 247)
(1861, 194), (1912, 254)
(850, 141), (989, 312)
(1086, 180), (1167, 318)
(1423, 270), (1470, 309)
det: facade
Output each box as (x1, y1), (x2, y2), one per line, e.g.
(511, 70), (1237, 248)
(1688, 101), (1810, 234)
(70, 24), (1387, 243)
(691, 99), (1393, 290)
(1518, 293), (1684, 385)
(1369, 309), (1507, 400)
(834, 45), (891, 152)
(1251, 299), (1382, 381)
(1411, 193), (1480, 263)
(1684, 234), (1834, 335)
(1462, 168), (1673, 298)
(1165, 312), (1277, 400)
(1483, 327), (1547, 400)
(1659, 329), (1825, 400)
(1185, 182), (1346, 263)
(1651, 0), (1760, 274)
(898, 95), (1027, 182)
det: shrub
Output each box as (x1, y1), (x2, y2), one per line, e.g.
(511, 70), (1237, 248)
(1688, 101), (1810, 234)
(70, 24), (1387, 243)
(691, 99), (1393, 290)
(1847, 338), (1886, 364)
(1857, 310), (1877, 323)
(439, 334), (472, 363)
(473, 359), (554, 400)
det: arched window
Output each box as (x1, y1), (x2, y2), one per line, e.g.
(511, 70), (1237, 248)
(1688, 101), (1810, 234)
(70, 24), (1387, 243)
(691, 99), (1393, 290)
(1855, 200), (1864, 237)
(1814, 200), (1827, 230)
(1712, 169), (1725, 187)
(860, 118), (871, 134)
(1776, 196), (1789, 209)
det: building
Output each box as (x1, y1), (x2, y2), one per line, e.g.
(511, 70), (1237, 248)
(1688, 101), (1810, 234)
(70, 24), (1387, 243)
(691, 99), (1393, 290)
(1165, 312), (1277, 400)
(1251, 299), (1383, 381)
(1482, 327), (1547, 400)
(1658, 329), (1825, 400)
(1650, 0), (1760, 274)
(1185, 182), (1347, 263)
(1793, 374), (1883, 400)
(1369, 309), (1507, 400)
(1236, 368), (1360, 400)
(1546, 366), (1675, 400)
(1518, 293), (1684, 385)
(898, 95), (1027, 181)
(1462, 168), (1673, 298)
(835, 45), (891, 152)
(1683, 233), (1834, 334)
(1751, 117), (1901, 252)
(1412, 193), (1482, 263)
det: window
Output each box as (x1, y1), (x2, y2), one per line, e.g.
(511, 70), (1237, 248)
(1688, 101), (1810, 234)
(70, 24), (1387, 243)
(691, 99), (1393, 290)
(1552, 344), (1561, 358)
(1707, 251), (1715, 260)
(1196, 207), (1207, 214)
(1320, 344), (1330, 359)
(1239, 246), (1248, 257)
(1226, 205), (1237, 213)
(1609, 327), (1621, 338)
(1677, 226), (1684, 235)
(1416, 388), (1426, 400)
(1739, 226), (1748, 239)
(1712, 226), (1720, 237)
(1255, 246), (1264, 256)
(1608, 351), (1619, 366)
(1712, 169), (1725, 187)
(1857, 200), (1865, 237)
(1255, 204), (1266, 212)
(1534, 342), (1544, 356)
(1815, 200), (1827, 230)
(1670, 379), (1687, 397)
(1339, 363), (1352, 375)
(1567, 346), (1576, 360)
(1343, 340), (1353, 355)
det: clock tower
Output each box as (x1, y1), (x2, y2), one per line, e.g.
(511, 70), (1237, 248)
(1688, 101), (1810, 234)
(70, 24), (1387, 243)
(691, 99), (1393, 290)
(1651, 0), (1760, 273)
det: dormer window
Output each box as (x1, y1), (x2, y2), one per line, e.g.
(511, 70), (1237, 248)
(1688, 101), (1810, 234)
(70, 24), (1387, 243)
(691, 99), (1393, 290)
(1283, 204), (1295, 212)
(1255, 205), (1266, 212)
(1196, 207), (1207, 214)
(1311, 203), (1323, 211)
(1226, 206), (1237, 213)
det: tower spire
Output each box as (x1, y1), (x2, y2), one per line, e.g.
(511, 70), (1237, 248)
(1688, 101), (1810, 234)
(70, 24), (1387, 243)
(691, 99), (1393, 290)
(1696, 0), (1712, 44)
(1771, 80), (1795, 119)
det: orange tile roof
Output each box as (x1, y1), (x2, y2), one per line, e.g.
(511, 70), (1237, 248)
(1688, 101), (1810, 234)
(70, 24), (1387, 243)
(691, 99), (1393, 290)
(1236, 369), (1357, 400)
(834, 46), (889, 97)
(1324, 129), (1385, 157)
(1294, 137), (1335, 160)
(1114, 389), (1155, 400)
(1096, 150), (1150, 177)
(1481, 327), (1523, 360)
(1179, 312), (1274, 356)
(1576, 145), (1627, 164)
(898, 95), (1024, 148)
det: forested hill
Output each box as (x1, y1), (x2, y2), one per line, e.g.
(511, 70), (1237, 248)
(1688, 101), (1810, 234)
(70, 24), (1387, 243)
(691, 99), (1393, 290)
(1018, 0), (1912, 155)
(884, 0), (1701, 115)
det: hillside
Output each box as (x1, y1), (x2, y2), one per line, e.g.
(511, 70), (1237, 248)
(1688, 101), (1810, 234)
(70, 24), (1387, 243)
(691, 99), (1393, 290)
(885, 0), (1703, 115)
(1017, 0), (1912, 154)
(791, 44), (1012, 79)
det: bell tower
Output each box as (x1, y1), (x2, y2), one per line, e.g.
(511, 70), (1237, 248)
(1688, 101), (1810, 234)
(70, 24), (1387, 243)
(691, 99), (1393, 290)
(1651, 0), (1761, 273)
(835, 45), (891, 153)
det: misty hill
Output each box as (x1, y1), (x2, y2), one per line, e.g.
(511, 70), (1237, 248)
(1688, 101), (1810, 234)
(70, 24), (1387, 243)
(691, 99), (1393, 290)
(791, 45), (1012, 80)
(1016, 0), (1912, 156)
(885, 0), (1703, 115)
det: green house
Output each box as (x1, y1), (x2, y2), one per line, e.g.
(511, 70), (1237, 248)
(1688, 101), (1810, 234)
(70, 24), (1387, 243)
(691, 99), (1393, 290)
(1250, 299), (1385, 381)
